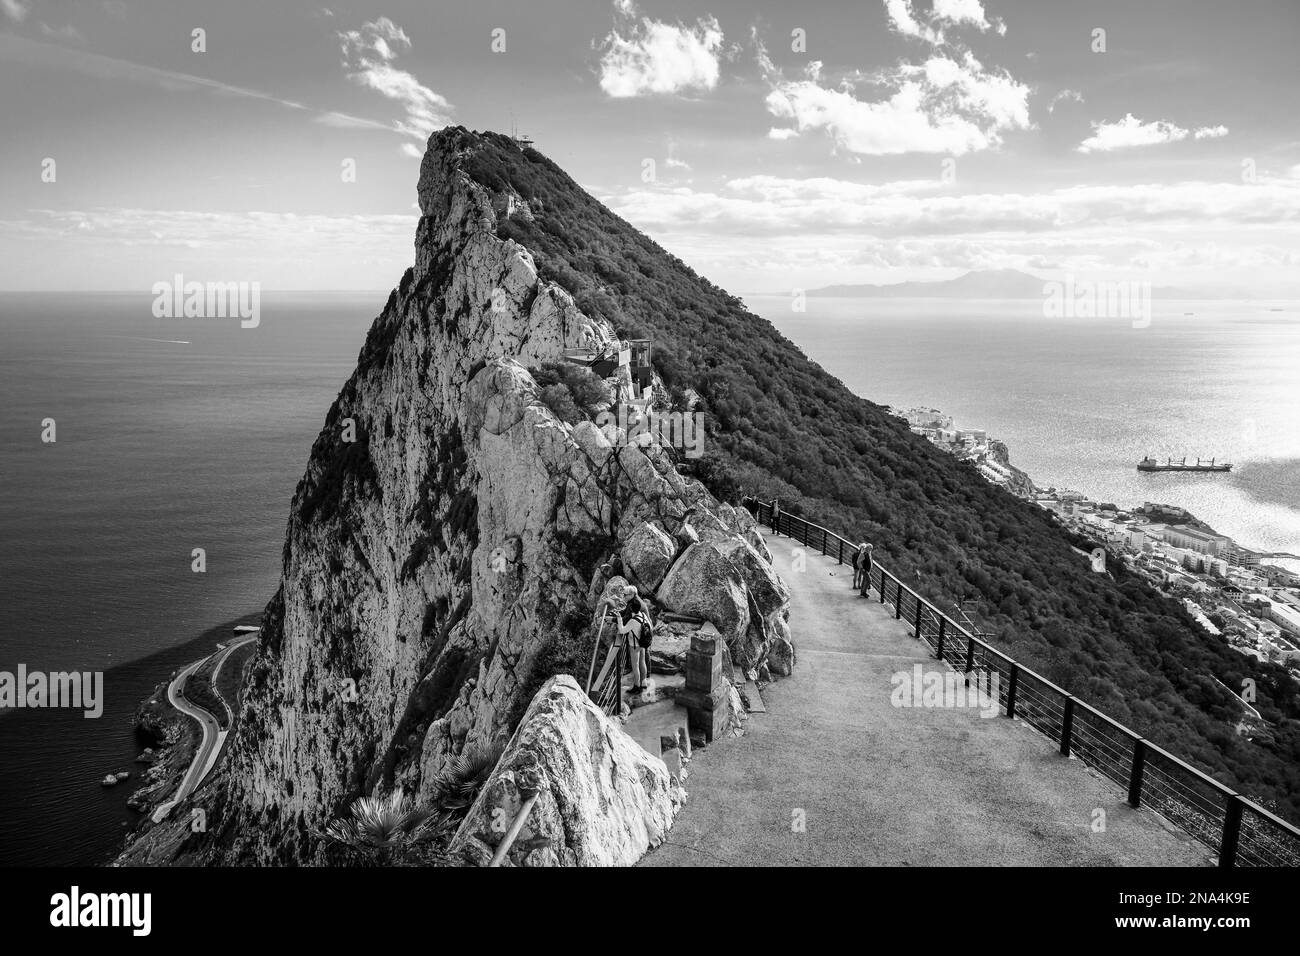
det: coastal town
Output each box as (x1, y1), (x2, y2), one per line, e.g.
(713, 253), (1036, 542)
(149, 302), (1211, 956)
(898, 407), (1300, 677)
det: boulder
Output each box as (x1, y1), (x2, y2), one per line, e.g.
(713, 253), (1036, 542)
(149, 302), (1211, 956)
(656, 543), (750, 649)
(451, 676), (680, 866)
(622, 522), (677, 592)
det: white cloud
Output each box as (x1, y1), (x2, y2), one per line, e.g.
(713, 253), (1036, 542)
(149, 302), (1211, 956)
(1, 0), (29, 23)
(595, 174), (1300, 290)
(599, 174), (1300, 240)
(400, 142), (424, 159)
(932, 0), (996, 31)
(885, 0), (1003, 44)
(1194, 125), (1229, 140)
(338, 17), (453, 144)
(597, 1), (724, 98)
(1078, 114), (1189, 152)
(1046, 88), (1083, 113)
(764, 51), (1030, 156)
(884, 0), (943, 43)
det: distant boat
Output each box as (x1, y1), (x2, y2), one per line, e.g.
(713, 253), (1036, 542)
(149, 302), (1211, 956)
(1137, 456), (1232, 473)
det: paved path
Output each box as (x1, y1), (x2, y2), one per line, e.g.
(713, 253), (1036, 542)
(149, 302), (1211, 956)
(643, 535), (1209, 867)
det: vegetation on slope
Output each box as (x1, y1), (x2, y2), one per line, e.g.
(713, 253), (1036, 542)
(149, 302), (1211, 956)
(445, 127), (1300, 823)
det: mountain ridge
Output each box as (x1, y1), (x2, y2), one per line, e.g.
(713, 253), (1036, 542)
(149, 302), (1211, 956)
(120, 129), (1300, 865)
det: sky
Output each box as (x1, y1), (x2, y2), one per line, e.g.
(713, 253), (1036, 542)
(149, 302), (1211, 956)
(1, 0), (1298, 294)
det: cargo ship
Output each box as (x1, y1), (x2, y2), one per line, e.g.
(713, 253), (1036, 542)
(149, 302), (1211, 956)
(1137, 456), (1232, 473)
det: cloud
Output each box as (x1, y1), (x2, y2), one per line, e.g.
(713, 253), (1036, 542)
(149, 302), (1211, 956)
(598, 174), (1300, 240)
(597, 1), (724, 98)
(764, 3), (1027, 156)
(1046, 88), (1083, 113)
(932, 0), (1000, 32)
(0, 31), (385, 137)
(338, 17), (453, 143)
(593, 174), (1300, 289)
(38, 22), (87, 44)
(1, 0), (29, 23)
(0, 32), (319, 110)
(884, 0), (1004, 44)
(763, 50), (1030, 156)
(1078, 114), (1228, 152)
(1, 207), (417, 250)
(1078, 114), (1188, 152)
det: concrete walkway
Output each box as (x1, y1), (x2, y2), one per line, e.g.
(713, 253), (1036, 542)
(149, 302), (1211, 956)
(643, 534), (1209, 867)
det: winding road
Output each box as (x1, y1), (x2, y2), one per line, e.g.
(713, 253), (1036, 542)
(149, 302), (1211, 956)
(150, 632), (257, 823)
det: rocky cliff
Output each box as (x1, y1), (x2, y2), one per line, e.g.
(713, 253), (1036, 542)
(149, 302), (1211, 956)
(125, 128), (790, 865)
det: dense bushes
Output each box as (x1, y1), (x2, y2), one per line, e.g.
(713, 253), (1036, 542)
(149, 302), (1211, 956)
(451, 128), (1300, 823)
(528, 361), (609, 424)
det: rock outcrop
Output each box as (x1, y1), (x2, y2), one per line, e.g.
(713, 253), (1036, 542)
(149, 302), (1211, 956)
(451, 675), (680, 866)
(120, 128), (791, 866)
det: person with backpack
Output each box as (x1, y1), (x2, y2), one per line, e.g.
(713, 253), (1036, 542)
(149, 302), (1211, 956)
(618, 594), (654, 695)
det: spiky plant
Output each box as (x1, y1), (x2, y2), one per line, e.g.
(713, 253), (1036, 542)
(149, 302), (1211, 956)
(317, 790), (450, 866)
(430, 743), (504, 814)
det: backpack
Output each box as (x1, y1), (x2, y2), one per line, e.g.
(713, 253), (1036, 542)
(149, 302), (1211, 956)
(634, 611), (653, 648)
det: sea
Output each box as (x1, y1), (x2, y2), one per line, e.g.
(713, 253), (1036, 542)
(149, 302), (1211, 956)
(750, 296), (1300, 570)
(1, 291), (1297, 866)
(0, 292), (376, 866)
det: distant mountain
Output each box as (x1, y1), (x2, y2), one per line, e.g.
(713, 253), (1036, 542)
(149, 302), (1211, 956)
(805, 269), (1254, 300)
(809, 269), (1048, 299)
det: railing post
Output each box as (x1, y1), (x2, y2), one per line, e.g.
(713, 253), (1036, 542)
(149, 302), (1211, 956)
(803, 521), (810, 547)
(837, 539), (843, 565)
(936, 617), (946, 659)
(1005, 664), (1019, 719)
(914, 603), (923, 641)
(1127, 739), (1146, 808)
(1219, 795), (1243, 869)
(879, 574), (886, 605)
(895, 582), (903, 619)
(1060, 697), (1076, 757)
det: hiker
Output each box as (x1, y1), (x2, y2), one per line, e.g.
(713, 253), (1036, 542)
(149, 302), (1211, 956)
(617, 594), (654, 695)
(856, 542), (874, 596)
(770, 499), (781, 534)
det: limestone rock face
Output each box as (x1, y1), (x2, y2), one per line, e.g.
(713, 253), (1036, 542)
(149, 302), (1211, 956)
(451, 676), (680, 866)
(120, 128), (791, 866)
(622, 522), (676, 592)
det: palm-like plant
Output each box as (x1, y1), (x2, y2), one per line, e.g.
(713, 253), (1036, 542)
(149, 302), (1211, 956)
(318, 790), (449, 865)
(430, 744), (504, 813)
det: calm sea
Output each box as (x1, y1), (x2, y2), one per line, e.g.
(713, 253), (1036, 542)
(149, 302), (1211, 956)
(751, 296), (1300, 567)
(1, 291), (1296, 865)
(0, 292), (377, 865)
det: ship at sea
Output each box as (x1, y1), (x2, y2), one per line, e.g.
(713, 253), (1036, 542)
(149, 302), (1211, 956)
(1137, 456), (1232, 473)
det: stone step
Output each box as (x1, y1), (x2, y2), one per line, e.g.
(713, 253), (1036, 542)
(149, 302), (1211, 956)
(740, 679), (766, 713)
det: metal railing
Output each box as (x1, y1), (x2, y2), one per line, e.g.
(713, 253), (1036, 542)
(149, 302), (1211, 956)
(744, 496), (1300, 867)
(584, 608), (626, 717)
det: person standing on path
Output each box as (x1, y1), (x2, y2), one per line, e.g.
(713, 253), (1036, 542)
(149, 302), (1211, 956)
(857, 542), (874, 596)
(771, 499), (781, 534)
(618, 594), (654, 696)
